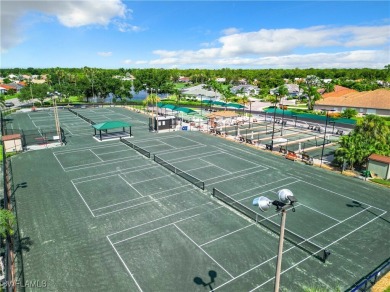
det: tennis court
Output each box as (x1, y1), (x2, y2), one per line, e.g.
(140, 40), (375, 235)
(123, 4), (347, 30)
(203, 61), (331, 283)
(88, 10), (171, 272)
(7, 106), (390, 291)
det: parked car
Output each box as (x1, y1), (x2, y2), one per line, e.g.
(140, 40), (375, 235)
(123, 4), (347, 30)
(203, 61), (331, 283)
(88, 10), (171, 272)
(5, 102), (14, 107)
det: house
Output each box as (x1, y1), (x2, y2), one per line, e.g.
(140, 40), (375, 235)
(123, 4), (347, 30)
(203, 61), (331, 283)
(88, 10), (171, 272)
(367, 154), (390, 179)
(270, 84), (303, 98)
(178, 76), (191, 83)
(7, 82), (25, 92)
(230, 85), (259, 96)
(314, 89), (390, 116)
(0, 86), (7, 94)
(321, 86), (357, 98)
(0, 84), (16, 94)
(181, 84), (222, 100)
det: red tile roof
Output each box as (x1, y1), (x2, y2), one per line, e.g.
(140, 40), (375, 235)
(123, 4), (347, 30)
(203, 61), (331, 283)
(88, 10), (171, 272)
(1, 134), (22, 141)
(316, 89), (390, 110)
(322, 86), (357, 98)
(368, 154), (390, 164)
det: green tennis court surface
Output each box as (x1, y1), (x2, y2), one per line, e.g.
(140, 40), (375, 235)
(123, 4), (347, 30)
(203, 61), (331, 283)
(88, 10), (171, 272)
(7, 107), (389, 291)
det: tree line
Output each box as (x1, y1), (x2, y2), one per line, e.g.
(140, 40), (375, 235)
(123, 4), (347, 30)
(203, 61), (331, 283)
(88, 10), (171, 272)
(2, 66), (389, 105)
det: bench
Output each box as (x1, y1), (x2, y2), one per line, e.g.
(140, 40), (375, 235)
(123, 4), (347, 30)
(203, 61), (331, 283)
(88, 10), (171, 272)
(301, 153), (313, 165)
(285, 151), (297, 161)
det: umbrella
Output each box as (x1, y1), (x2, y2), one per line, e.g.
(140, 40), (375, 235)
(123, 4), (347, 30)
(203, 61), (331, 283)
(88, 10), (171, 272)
(212, 101), (227, 106)
(175, 107), (196, 114)
(161, 104), (177, 110)
(226, 103), (245, 109)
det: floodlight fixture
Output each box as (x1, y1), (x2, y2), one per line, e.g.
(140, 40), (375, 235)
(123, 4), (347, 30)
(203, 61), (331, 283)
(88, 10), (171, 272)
(256, 196), (273, 212)
(278, 189), (297, 204)
(252, 189), (298, 292)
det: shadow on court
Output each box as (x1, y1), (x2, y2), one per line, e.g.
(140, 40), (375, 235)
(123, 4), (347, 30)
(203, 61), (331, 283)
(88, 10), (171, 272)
(194, 270), (217, 291)
(346, 200), (390, 224)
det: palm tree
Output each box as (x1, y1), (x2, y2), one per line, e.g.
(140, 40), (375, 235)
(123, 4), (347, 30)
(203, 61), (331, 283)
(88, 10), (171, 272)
(0, 209), (15, 238)
(173, 88), (183, 105)
(143, 91), (161, 121)
(302, 75), (323, 110)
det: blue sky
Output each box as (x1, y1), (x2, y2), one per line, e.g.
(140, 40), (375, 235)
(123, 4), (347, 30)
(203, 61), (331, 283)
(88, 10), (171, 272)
(1, 1), (389, 69)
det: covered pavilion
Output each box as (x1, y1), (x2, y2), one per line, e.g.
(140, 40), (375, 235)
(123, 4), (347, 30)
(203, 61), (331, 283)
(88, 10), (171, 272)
(92, 121), (132, 141)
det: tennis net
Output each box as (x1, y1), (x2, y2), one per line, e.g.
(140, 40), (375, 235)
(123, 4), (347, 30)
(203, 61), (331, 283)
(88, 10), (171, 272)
(212, 188), (330, 262)
(154, 155), (205, 190)
(67, 108), (95, 125)
(120, 137), (150, 158)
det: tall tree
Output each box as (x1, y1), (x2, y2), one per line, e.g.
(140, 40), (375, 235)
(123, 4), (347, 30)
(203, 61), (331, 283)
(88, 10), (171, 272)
(334, 115), (390, 170)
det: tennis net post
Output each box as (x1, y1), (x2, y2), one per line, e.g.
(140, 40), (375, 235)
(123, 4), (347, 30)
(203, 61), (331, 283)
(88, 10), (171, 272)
(212, 188), (330, 262)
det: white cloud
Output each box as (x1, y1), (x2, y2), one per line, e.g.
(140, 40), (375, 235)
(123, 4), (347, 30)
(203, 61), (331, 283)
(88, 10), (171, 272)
(1, 0), (128, 52)
(148, 50), (388, 69)
(221, 27), (240, 35)
(216, 25), (390, 57)
(97, 52), (112, 57)
(114, 22), (144, 32)
(145, 24), (390, 68)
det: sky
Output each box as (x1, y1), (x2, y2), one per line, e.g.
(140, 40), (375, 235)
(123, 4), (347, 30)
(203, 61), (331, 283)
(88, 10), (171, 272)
(1, 0), (389, 69)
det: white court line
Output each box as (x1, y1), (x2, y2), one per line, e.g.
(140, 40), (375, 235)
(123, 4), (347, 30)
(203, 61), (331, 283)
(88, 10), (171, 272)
(174, 224), (234, 278)
(298, 203), (341, 222)
(221, 144), (279, 170)
(248, 210), (386, 291)
(107, 236), (143, 292)
(108, 201), (216, 238)
(164, 150), (222, 164)
(64, 156), (143, 172)
(53, 153), (66, 172)
(231, 179), (300, 204)
(90, 149), (104, 162)
(54, 142), (123, 154)
(205, 167), (268, 184)
(112, 204), (220, 244)
(200, 205), (303, 247)
(228, 177), (294, 197)
(95, 184), (199, 217)
(155, 144), (208, 155)
(199, 158), (232, 174)
(92, 185), (189, 212)
(217, 149), (261, 168)
(71, 181), (95, 217)
(294, 178), (387, 214)
(118, 174), (144, 197)
(63, 127), (73, 135)
(201, 165), (261, 183)
(72, 164), (157, 184)
(97, 149), (132, 156)
(155, 139), (173, 148)
(214, 206), (379, 291)
(200, 223), (255, 247)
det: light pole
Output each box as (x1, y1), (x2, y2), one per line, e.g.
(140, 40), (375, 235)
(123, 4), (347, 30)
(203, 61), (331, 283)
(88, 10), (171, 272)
(292, 115), (297, 127)
(198, 94), (203, 130)
(156, 88), (160, 133)
(270, 105), (277, 151)
(320, 109), (334, 168)
(253, 189), (298, 292)
(249, 100), (252, 129)
(280, 98), (285, 136)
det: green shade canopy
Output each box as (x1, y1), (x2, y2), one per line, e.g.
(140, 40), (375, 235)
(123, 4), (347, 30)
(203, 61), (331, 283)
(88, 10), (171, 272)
(226, 103), (245, 109)
(157, 102), (165, 108)
(92, 121), (132, 130)
(175, 107), (196, 114)
(161, 104), (177, 110)
(212, 101), (227, 106)
(201, 100), (214, 105)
